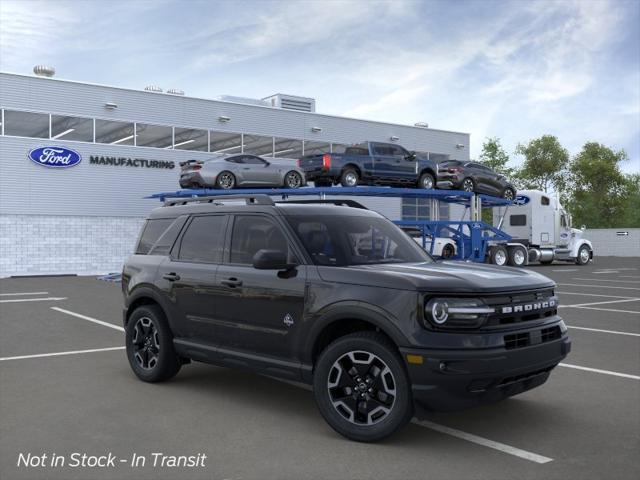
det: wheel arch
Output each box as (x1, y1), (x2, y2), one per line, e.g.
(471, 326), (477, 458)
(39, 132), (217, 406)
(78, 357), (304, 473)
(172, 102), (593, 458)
(125, 286), (168, 327)
(342, 163), (362, 176)
(419, 167), (436, 179)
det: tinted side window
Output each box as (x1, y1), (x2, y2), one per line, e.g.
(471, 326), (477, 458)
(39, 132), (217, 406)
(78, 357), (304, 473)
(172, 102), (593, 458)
(541, 196), (550, 206)
(226, 156), (244, 164)
(148, 216), (187, 255)
(230, 216), (290, 264)
(136, 219), (174, 254)
(178, 215), (227, 263)
(243, 155), (266, 165)
(510, 215), (527, 226)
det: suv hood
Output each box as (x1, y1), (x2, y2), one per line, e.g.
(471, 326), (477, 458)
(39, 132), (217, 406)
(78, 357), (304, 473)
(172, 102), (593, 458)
(317, 261), (555, 293)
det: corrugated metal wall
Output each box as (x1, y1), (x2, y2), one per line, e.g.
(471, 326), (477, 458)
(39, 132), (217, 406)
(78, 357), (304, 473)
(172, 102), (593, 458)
(585, 228), (640, 257)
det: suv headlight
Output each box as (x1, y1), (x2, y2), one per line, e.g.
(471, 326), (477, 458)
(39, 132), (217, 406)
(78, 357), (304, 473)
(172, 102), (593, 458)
(424, 298), (494, 329)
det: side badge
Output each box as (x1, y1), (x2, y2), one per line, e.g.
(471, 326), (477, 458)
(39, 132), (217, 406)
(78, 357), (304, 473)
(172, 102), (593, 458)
(283, 313), (294, 327)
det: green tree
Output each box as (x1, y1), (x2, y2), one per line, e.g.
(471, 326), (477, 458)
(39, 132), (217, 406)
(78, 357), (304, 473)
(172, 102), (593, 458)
(479, 137), (514, 177)
(515, 135), (569, 193)
(566, 142), (629, 228)
(619, 174), (640, 227)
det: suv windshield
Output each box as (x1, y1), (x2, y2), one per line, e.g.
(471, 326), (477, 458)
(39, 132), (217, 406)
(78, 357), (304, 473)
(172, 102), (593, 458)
(286, 215), (433, 266)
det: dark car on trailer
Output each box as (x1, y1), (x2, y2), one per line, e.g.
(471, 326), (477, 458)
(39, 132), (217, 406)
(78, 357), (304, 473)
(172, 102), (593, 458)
(298, 141), (439, 189)
(122, 195), (570, 442)
(437, 160), (516, 199)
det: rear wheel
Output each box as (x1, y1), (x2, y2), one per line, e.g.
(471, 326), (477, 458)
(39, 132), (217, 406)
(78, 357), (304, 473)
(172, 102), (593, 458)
(461, 177), (475, 192)
(490, 245), (508, 266)
(507, 246), (527, 267)
(284, 170), (303, 189)
(313, 332), (413, 442)
(418, 172), (435, 190)
(441, 243), (455, 259)
(216, 171), (236, 189)
(340, 168), (359, 187)
(125, 305), (181, 383)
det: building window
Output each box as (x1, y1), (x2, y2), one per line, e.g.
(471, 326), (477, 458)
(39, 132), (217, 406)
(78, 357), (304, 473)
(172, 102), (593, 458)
(210, 131), (242, 154)
(243, 134), (273, 156)
(173, 127), (208, 151)
(401, 199), (449, 221)
(273, 137), (303, 159)
(135, 123), (173, 148)
(3, 110), (49, 138)
(303, 140), (330, 156)
(51, 114), (93, 142)
(95, 119), (135, 145)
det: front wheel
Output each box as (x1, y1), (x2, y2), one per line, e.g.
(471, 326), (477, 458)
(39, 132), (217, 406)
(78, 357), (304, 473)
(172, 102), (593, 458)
(125, 305), (181, 383)
(284, 170), (303, 189)
(576, 245), (591, 265)
(418, 172), (435, 190)
(313, 332), (413, 442)
(502, 187), (515, 201)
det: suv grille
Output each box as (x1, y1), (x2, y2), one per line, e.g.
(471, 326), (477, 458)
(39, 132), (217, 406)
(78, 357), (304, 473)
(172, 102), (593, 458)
(483, 288), (557, 327)
(504, 326), (562, 350)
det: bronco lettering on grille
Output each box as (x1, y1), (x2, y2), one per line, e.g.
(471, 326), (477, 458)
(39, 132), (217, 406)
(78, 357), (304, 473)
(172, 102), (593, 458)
(501, 299), (556, 314)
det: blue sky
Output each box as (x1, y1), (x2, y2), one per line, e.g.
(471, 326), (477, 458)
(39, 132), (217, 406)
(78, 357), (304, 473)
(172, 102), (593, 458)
(1, 0), (638, 172)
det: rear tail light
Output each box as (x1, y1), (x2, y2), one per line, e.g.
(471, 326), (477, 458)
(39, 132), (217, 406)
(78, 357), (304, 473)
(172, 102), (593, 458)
(322, 154), (331, 170)
(192, 164), (202, 170)
(448, 167), (462, 173)
(297, 159), (301, 167)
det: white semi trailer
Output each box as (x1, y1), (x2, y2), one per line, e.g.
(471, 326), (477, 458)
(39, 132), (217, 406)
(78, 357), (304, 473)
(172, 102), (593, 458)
(488, 190), (594, 267)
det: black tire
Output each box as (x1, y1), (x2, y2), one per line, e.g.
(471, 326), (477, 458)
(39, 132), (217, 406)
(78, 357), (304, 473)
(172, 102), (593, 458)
(441, 243), (455, 259)
(284, 170), (303, 189)
(216, 171), (236, 189)
(418, 172), (435, 190)
(340, 168), (359, 187)
(461, 177), (475, 192)
(507, 246), (527, 267)
(502, 187), (515, 201)
(125, 305), (181, 383)
(576, 245), (591, 265)
(313, 332), (413, 442)
(490, 245), (508, 266)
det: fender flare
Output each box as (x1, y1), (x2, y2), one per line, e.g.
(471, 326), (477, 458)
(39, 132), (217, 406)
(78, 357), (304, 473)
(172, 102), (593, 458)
(571, 239), (594, 258)
(124, 284), (171, 326)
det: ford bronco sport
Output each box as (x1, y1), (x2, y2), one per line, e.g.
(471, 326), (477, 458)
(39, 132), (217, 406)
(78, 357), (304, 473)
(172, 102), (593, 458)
(122, 194), (570, 442)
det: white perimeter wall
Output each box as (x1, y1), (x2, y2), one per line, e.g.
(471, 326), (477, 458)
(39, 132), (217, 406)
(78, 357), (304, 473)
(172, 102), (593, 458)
(586, 228), (640, 257)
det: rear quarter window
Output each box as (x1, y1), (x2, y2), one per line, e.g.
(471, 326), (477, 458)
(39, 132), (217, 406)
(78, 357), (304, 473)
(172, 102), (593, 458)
(136, 218), (174, 254)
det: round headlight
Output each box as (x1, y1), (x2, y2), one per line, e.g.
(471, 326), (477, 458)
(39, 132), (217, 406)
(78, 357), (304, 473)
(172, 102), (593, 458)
(430, 300), (449, 324)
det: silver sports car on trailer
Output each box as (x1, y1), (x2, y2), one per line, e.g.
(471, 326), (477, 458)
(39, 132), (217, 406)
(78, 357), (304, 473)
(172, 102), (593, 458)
(179, 154), (306, 189)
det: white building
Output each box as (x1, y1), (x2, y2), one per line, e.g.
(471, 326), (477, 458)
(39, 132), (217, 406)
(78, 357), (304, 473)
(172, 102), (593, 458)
(0, 70), (470, 277)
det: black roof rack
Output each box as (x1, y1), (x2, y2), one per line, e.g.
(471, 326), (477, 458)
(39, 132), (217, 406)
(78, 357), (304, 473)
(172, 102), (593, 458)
(276, 199), (368, 209)
(163, 194), (274, 207)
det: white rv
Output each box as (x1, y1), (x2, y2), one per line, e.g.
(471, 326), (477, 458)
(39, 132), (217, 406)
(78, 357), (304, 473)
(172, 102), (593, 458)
(489, 190), (593, 267)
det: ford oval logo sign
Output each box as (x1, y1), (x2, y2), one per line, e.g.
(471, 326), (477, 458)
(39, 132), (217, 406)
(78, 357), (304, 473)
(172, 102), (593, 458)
(514, 195), (530, 205)
(28, 146), (82, 168)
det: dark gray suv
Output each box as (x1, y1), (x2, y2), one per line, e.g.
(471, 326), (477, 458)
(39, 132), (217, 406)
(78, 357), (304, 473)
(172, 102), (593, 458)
(122, 194), (570, 442)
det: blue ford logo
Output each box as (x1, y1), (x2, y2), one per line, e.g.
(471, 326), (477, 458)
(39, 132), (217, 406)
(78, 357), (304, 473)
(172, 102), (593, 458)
(514, 195), (530, 205)
(28, 146), (82, 168)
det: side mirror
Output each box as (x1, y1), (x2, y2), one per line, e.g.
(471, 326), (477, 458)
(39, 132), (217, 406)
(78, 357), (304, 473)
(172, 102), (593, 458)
(252, 249), (296, 270)
(581, 225), (586, 231)
(406, 151), (417, 161)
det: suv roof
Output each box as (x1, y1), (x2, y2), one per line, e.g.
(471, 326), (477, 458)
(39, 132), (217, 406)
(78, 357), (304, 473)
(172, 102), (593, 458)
(148, 197), (381, 220)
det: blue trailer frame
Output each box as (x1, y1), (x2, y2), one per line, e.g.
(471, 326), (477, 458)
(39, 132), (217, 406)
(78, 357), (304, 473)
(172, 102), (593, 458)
(148, 186), (512, 262)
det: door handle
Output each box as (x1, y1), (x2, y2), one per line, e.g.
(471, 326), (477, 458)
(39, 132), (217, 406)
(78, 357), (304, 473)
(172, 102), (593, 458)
(162, 272), (180, 281)
(221, 277), (243, 288)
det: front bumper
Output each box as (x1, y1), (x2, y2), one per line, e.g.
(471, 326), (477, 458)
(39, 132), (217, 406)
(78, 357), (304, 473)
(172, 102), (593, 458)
(401, 333), (571, 413)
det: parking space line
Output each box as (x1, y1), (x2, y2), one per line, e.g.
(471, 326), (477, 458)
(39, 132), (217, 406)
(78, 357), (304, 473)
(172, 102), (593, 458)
(619, 275), (640, 279)
(552, 269), (578, 272)
(592, 270), (619, 274)
(51, 307), (125, 332)
(567, 325), (640, 337)
(558, 283), (640, 291)
(0, 297), (67, 303)
(566, 305), (640, 315)
(269, 376), (553, 463)
(559, 363), (640, 380)
(557, 291), (636, 299)
(0, 346), (125, 362)
(412, 419), (553, 464)
(559, 298), (640, 308)
(0, 291), (49, 296)
(572, 278), (640, 284)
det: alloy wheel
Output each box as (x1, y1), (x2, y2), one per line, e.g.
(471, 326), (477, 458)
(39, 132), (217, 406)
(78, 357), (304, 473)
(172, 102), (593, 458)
(421, 175), (434, 189)
(327, 350), (396, 426)
(344, 172), (358, 187)
(131, 317), (160, 370)
(580, 247), (590, 263)
(503, 189), (515, 200)
(286, 171), (302, 188)
(218, 173), (235, 189)
(462, 179), (474, 192)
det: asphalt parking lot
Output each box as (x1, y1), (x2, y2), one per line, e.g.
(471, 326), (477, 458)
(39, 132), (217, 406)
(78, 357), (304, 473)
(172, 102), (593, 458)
(1, 257), (639, 480)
